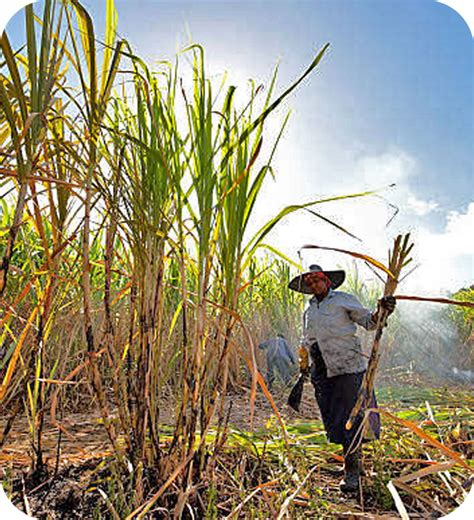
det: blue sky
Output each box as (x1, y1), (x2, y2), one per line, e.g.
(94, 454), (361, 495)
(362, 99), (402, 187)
(3, 0), (473, 293)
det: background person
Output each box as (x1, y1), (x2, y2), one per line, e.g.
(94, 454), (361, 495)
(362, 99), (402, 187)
(258, 334), (297, 389)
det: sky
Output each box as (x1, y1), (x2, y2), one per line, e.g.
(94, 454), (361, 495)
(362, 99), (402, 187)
(3, 0), (473, 296)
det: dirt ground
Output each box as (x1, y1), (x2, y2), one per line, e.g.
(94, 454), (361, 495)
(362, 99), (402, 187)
(0, 385), (337, 519)
(0, 384), (316, 473)
(1, 378), (463, 519)
(0, 368), (446, 475)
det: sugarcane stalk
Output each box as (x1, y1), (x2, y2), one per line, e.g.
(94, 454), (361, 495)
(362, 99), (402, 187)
(346, 233), (413, 431)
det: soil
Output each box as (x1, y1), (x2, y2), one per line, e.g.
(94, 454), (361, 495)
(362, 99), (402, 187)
(0, 387), (313, 469)
(0, 378), (461, 519)
(0, 384), (329, 518)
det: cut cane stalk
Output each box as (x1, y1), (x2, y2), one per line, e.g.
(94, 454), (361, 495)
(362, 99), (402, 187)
(346, 234), (413, 432)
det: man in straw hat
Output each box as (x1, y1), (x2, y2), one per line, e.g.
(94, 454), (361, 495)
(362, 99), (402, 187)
(288, 264), (396, 493)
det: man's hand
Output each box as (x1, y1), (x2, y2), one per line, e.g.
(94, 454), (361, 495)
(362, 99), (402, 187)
(379, 295), (396, 315)
(299, 346), (310, 377)
(372, 296), (397, 324)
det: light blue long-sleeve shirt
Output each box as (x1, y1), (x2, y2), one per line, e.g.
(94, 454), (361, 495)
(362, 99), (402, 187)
(301, 289), (376, 377)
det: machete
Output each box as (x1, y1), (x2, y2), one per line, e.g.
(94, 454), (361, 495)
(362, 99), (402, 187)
(287, 373), (308, 411)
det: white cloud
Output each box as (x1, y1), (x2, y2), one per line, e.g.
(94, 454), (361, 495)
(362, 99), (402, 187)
(410, 203), (474, 293)
(354, 150), (416, 187)
(406, 196), (439, 216)
(250, 146), (473, 295)
(350, 150), (438, 218)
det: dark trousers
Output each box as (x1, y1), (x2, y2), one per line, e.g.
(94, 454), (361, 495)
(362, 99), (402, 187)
(309, 342), (380, 447)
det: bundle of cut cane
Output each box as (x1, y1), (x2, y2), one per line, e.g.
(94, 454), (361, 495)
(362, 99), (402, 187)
(345, 233), (413, 432)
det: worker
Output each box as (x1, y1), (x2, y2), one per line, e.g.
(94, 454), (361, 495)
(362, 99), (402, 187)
(258, 334), (297, 389)
(288, 264), (396, 493)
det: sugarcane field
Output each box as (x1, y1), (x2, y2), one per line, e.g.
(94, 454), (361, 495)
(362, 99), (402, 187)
(0, 1), (473, 519)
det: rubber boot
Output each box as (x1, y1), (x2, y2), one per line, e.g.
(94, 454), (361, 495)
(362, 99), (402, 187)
(339, 446), (362, 493)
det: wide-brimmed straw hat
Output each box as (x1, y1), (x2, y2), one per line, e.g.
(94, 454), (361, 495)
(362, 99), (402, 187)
(288, 264), (345, 294)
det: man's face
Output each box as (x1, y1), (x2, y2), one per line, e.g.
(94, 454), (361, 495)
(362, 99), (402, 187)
(304, 273), (330, 296)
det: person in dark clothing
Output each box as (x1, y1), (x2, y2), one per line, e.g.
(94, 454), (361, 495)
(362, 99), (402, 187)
(258, 334), (297, 389)
(288, 264), (396, 493)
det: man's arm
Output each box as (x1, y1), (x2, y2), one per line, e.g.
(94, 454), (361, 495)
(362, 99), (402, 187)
(346, 293), (397, 329)
(345, 293), (377, 330)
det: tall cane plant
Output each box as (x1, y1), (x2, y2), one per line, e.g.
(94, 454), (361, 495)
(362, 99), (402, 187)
(0, 0), (80, 473)
(1, 1), (397, 514)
